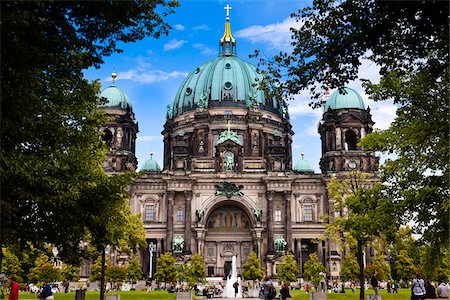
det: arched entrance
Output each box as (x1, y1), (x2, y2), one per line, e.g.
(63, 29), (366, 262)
(203, 203), (255, 277)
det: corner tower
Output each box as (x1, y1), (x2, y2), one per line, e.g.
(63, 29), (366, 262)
(99, 73), (138, 173)
(318, 87), (378, 173)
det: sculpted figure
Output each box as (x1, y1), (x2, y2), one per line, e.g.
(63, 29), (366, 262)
(173, 236), (184, 253)
(253, 208), (262, 222)
(196, 208), (205, 223)
(274, 236), (287, 252)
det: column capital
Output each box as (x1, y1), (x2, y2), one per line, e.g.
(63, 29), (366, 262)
(167, 190), (175, 200)
(266, 190), (274, 201)
(184, 190), (193, 200)
(283, 191), (292, 200)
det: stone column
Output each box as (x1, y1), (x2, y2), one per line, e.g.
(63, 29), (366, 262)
(156, 238), (162, 257)
(284, 191), (292, 251)
(166, 191), (175, 252)
(184, 190), (193, 253)
(266, 191), (274, 253)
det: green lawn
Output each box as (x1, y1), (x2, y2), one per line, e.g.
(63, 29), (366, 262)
(17, 288), (413, 299)
(289, 288), (412, 300)
(18, 290), (176, 300)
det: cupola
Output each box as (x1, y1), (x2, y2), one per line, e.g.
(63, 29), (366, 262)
(293, 152), (315, 174)
(324, 87), (365, 111)
(99, 73), (133, 110)
(140, 153), (161, 172)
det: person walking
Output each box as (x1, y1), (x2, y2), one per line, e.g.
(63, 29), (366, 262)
(8, 278), (19, 300)
(233, 280), (239, 298)
(370, 271), (379, 299)
(40, 282), (54, 300)
(392, 280), (399, 293)
(262, 276), (275, 300)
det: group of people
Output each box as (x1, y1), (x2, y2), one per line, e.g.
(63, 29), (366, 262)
(7, 278), (54, 300)
(411, 276), (449, 299)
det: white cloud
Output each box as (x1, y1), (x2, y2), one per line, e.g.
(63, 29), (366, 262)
(235, 17), (299, 50)
(192, 43), (216, 56)
(193, 24), (209, 31)
(173, 24), (185, 31)
(137, 135), (162, 142)
(106, 69), (188, 84)
(163, 39), (188, 51)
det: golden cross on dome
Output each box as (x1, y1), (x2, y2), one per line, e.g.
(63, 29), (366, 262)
(226, 120), (232, 134)
(224, 4), (232, 19)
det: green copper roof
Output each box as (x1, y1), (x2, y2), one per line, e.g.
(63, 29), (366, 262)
(293, 156), (315, 173)
(140, 155), (161, 172)
(99, 84), (133, 110)
(324, 87), (365, 111)
(170, 56), (285, 117)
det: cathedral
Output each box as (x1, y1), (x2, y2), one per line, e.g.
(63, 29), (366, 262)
(97, 9), (378, 282)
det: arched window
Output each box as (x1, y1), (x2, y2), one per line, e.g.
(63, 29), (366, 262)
(345, 130), (358, 150)
(102, 129), (113, 147)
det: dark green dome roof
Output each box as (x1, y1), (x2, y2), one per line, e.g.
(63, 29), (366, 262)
(170, 56), (285, 117)
(99, 74), (133, 110)
(140, 154), (161, 172)
(324, 87), (365, 111)
(293, 154), (314, 173)
(169, 14), (287, 118)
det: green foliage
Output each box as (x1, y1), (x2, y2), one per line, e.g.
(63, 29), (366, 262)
(89, 256), (104, 281)
(61, 264), (80, 282)
(326, 171), (400, 299)
(365, 254), (390, 281)
(106, 265), (127, 287)
(253, 0), (448, 254)
(28, 254), (62, 283)
(242, 251), (264, 281)
(127, 256), (143, 283)
(175, 264), (188, 284)
(419, 245), (449, 281)
(186, 253), (206, 286)
(392, 250), (415, 282)
(303, 253), (326, 289)
(1, 247), (24, 282)
(276, 253), (299, 285)
(154, 252), (177, 286)
(1, 0), (178, 262)
(340, 253), (359, 282)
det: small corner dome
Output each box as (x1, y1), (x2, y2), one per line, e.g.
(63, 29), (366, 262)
(99, 81), (133, 110)
(293, 156), (315, 174)
(140, 156), (161, 172)
(324, 87), (365, 111)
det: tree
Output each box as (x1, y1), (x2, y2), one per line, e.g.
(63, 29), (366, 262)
(154, 252), (177, 288)
(393, 250), (415, 283)
(303, 253), (326, 290)
(127, 256), (143, 289)
(176, 264), (188, 284)
(28, 254), (62, 284)
(106, 265), (127, 290)
(252, 0), (448, 250)
(242, 252), (264, 281)
(61, 264), (80, 282)
(1, 248), (24, 283)
(186, 253), (206, 287)
(326, 171), (399, 299)
(340, 253), (359, 282)
(1, 0), (178, 264)
(276, 253), (299, 285)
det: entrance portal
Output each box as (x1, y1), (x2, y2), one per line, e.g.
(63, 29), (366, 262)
(224, 261), (232, 278)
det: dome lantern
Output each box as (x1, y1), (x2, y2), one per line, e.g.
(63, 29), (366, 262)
(99, 72), (133, 110)
(293, 152), (315, 174)
(219, 4), (236, 56)
(140, 152), (161, 172)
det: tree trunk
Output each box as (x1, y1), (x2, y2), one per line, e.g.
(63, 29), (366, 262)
(357, 240), (365, 300)
(100, 247), (106, 300)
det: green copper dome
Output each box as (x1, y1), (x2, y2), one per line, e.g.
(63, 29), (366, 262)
(169, 13), (286, 118)
(99, 74), (133, 110)
(324, 87), (365, 111)
(293, 154), (315, 173)
(140, 154), (161, 172)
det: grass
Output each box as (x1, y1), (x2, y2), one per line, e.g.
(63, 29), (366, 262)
(289, 288), (412, 299)
(18, 290), (177, 300)
(17, 288), (413, 299)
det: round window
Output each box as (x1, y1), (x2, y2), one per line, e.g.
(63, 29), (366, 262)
(195, 68), (200, 73)
(224, 82), (232, 90)
(186, 87), (192, 95)
(225, 63), (231, 69)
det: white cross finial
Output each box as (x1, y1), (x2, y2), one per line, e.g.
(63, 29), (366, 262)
(224, 4), (232, 18)
(226, 120), (232, 134)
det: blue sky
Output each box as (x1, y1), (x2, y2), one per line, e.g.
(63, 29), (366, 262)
(84, 0), (396, 172)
